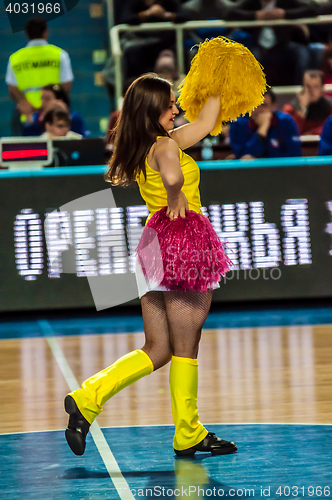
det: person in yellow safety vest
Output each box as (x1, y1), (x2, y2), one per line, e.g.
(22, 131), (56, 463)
(6, 17), (74, 121)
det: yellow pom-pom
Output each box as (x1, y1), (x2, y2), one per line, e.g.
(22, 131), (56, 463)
(178, 37), (267, 135)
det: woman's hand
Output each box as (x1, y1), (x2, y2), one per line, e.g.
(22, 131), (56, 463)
(145, 4), (166, 18)
(166, 191), (189, 220)
(197, 94), (221, 123)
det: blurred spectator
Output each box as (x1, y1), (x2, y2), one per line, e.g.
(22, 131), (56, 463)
(321, 45), (332, 97)
(153, 52), (189, 128)
(6, 18), (74, 127)
(102, 0), (188, 109)
(120, 0), (188, 78)
(122, 0), (187, 23)
(318, 115), (332, 155)
(283, 70), (332, 135)
(225, 0), (319, 85)
(180, 1), (256, 59)
(316, 0), (332, 15)
(154, 49), (179, 81)
(181, 0), (239, 49)
(22, 84), (90, 137)
(154, 49), (185, 97)
(183, 0), (230, 20)
(306, 1), (332, 50)
(41, 108), (82, 139)
(230, 89), (302, 158)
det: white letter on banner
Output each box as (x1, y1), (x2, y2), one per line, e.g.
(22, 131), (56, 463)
(209, 203), (251, 270)
(281, 199), (312, 265)
(45, 210), (72, 278)
(96, 207), (127, 275)
(14, 209), (43, 280)
(326, 201), (332, 256)
(74, 210), (97, 277)
(250, 201), (281, 268)
(126, 205), (149, 273)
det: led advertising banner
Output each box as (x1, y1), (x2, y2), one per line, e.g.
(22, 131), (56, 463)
(0, 163), (332, 312)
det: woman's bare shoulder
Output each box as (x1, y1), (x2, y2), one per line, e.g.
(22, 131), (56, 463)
(154, 136), (180, 156)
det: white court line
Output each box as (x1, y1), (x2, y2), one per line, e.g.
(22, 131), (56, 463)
(39, 320), (135, 500)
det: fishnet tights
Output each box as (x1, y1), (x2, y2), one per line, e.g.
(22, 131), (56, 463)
(140, 290), (213, 370)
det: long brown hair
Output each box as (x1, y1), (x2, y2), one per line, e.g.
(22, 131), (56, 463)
(105, 74), (172, 186)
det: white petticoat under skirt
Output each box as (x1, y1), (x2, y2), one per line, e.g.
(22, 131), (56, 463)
(135, 257), (221, 299)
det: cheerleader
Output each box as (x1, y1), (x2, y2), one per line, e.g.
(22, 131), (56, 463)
(64, 38), (266, 457)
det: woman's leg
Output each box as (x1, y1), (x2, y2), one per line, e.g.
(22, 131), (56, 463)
(164, 290), (211, 450)
(65, 291), (171, 455)
(140, 291), (172, 370)
(163, 290), (212, 359)
(164, 290), (237, 455)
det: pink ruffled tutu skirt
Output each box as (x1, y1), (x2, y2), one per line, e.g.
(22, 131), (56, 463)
(135, 208), (232, 297)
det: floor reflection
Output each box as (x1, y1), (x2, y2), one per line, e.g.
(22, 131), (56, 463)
(11, 320), (332, 434)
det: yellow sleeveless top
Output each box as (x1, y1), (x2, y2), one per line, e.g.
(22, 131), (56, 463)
(136, 138), (202, 224)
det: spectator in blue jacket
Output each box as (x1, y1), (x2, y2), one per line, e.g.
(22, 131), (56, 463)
(22, 84), (90, 137)
(230, 89), (302, 159)
(318, 116), (332, 155)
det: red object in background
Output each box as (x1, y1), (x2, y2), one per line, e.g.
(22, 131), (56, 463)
(324, 74), (332, 98)
(2, 149), (48, 160)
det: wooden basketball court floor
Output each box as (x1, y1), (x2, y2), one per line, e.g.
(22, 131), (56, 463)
(1, 306), (332, 499)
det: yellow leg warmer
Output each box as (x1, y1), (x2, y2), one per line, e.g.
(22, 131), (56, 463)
(68, 349), (154, 425)
(169, 356), (208, 451)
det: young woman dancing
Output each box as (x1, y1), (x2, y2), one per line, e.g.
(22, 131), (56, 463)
(64, 73), (237, 457)
(64, 38), (266, 457)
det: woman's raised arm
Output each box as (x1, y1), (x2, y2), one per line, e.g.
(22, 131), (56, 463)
(169, 95), (221, 150)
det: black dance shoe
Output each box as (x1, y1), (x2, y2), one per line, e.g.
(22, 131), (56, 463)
(64, 395), (90, 456)
(174, 432), (237, 456)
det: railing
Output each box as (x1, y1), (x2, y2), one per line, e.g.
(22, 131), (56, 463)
(110, 15), (332, 109)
